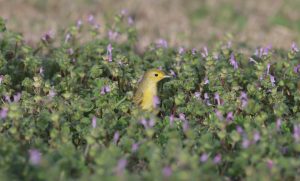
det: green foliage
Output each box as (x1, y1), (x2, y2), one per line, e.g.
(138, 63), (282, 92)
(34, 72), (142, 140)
(1, 15), (300, 181)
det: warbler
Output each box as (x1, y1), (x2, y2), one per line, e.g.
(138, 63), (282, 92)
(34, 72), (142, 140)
(133, 69), (171, 113)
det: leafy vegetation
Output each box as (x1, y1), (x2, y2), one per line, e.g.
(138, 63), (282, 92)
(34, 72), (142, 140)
(1, 14), (300, 181)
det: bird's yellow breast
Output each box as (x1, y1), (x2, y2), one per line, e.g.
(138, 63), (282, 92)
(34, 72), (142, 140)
(141, 84), (157, 111)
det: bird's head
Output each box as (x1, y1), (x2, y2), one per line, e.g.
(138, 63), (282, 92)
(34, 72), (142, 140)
(143, 69), (171, 84)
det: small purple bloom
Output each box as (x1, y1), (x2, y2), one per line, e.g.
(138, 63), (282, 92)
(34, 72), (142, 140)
(293, 124), (300, 142)
(204, 93), (211, 106)
(215, 110), (223, 120)
(293, 64), (300, 73)
(132, 143), (139, 152)
(153, 96), (160, 108)
(67, 48), (74, 55)
(200, 153), (209, 162)
(169, 114), (174, 126)
(156, 39), (168, 48)
(39, 67), (44, 76)
(201, 46), (208, 58)
(226, 112), (233, 122)
(270, 75), (275, 86)
(65, 33), (71, 43)
(253, 131), (260, 142)
(140, 118), (155, 129)
(48, 88), (56, 98)
(276, 119), (282, 130)
(140, 118), (148, 129)
(170, 70), (176, 77)
(291, 42), (299, 53)
(230, 53), (238, 69)
(101, 85), (111, 95)
(266, 63), (270, 75)
(236, 126), (244, 134)
(0, 107), (8, 119)
(240, 91), (248, 108)
(178, 47), (185, 55)
(121, 9), (128, 16)
(29, 149), (42, 165)
(87, 14), (95, 24)
(116, 158), (127, 175)
(213, 154), (222, 164)
(113, 131), (120, 144)
(108, 30), (118, 41)
(194, 92), (201, 100)
(76, 19), (83, 28)
(162, 166), (172, 177)
(267, 159), (274, 169)
(107, 44), (113, 62)
(204, 77), (209, 85)
(182, 120), (189, 132)
(41, 30), (54, 42)
(128, 16), (134, 25)
(192, 48), (197, 55)
(13, 92), (21, 102)
(214, 93), (221, 105)
(213, 52), (219, 60)
(148, 118), (155, 128)
(92, 116), (97, 128)
(242, 138), (250, 149)
(179, 113), (186, 121)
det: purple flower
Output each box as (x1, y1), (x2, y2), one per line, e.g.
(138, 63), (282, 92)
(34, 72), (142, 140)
(201, 46), (208, 58)
(0, 107), (8, 119)
(204, 93), (211, 106)
(92, 116), (97, 128)
(213, 52), (219, 60)
(226, 112), (233, 122)
(214, 93), (221, 105)
(113, 131), (120, 144)
(121, 9), (128, 16)
(107, 44), (113, 62)
(140, 118), (155, 129)
(182, 120), (189, 132)
(276, 119), (282, 130)
(170, 70), (176, 77)
(101, 85), (111, 95)
(236, 126), (244, 134)
(293, 124), (300, 142)
(148, 118), (155, 128)
(242, 138), (250, 149)
(169, 114), (174, 126)
(48, 87), (56, 98)
(132, 143), (139, 152)
(263, 45), (272, 56)
(5, 95), (11, 103)
(240, 91), (248, 108)
(156, 39), (168, 48)
(192, 48), (197, 55)
(178, 47), (185, 55)
(291, 42), (299, 53)
(76, 19), (83, 28)
(269, 75), (275, 87)
(293, 64), (300, 73)
(215, 109), (223, 120)
(140, 118), (148, 129)
(200, 153), (209, 162)
(194, 92), (201, 100)
(41, 30), (54, 42)
(253, 131), (260, 142)
(108, 30), (118, 41)
(162, 166), (172, 177)
(230, 53), (238, 69)
(87, 14), (95, 24)
(29, 149), (41, 165)
(267, 159), (274, 169)
(39, 67), (44, 76)
(153, 96), (160, 108)
(204, 77), (209, 85)
(128, 16), (134, 25)
(13, 92), (21, 102)
(0, 75), (3, 84)
(179, 113), (186, 121)
(116, 158), (127, 175)
(266, 63), (270, 75)
(65, 33), (71, 43)
(213, 154), (222, 164)
(67, 48), (74, 55)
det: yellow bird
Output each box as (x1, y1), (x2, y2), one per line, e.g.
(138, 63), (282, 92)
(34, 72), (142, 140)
(133, 69), (171, 113)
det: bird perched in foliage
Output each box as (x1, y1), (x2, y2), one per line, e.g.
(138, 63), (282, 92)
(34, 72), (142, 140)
(133, 69), (170, 113)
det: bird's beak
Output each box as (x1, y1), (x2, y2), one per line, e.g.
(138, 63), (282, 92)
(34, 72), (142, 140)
(163, 75), (172, 78)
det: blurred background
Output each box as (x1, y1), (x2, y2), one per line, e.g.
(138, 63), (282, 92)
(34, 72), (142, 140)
(0, 0), (299, 51)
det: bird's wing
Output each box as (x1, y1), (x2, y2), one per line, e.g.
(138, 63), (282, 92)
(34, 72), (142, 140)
(133, 87), (143, 106)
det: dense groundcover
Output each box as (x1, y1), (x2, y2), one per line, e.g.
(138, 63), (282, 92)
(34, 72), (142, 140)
(1, 16), (300, 181)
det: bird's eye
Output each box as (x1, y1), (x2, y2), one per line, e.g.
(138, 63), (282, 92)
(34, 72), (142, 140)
(154, 73), (158, 77)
